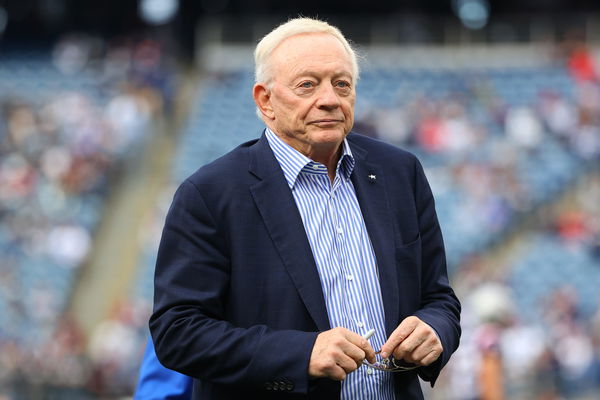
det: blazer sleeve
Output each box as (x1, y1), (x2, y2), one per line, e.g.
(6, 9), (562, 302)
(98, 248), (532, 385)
(149, 179), (318, 394)
(410, 158), (461, 386)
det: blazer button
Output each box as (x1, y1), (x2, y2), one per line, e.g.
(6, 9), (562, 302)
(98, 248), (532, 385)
(286, 383), (294, 391)
(265, 382), (272, 391)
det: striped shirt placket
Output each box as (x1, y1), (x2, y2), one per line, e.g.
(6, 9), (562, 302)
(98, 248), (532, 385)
(265, 128), (395, 399)
(327, 176), (350, 329)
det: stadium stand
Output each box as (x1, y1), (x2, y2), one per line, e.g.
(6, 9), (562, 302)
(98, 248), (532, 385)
(125, 48), (599, 399)
(0, 38), (172, 398)
(1, 30), (599, 400)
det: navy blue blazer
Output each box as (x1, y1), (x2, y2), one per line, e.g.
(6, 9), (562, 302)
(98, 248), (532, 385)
(150, 132), (461, 399)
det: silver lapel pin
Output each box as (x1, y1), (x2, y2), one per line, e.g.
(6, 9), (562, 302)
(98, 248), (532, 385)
(368, 174), (376, 182)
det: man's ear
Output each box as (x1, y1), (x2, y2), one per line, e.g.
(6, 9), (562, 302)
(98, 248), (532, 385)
(253, 83), (275, 120)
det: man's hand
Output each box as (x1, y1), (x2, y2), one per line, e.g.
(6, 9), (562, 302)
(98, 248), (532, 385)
(308, 327), (376, 381)
(380, 316), (442, 367)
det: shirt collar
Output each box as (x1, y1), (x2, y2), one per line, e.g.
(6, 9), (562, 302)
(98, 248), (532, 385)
(265, 128), (355, 189)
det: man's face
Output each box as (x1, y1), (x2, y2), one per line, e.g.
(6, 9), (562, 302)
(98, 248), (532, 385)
(257, 33), (356, 157)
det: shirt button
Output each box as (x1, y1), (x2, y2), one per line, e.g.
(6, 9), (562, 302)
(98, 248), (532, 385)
(366, 368), (374, 375)
(312, 164), (319, 170)
(357, 321), (364, 328)
(346, 274), (354, 281)
(336, 227), (343, 234)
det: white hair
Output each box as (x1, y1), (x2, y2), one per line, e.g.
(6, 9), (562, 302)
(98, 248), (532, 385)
(254, 17), (360, 85)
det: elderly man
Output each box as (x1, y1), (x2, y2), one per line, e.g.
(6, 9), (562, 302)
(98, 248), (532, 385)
(150, 17), (461, 399)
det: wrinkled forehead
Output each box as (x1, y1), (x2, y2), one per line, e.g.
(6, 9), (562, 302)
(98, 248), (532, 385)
(269, 33), (354, 78)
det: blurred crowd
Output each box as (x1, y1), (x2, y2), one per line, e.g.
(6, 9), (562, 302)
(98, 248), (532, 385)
(355, 62), (600, 270)
(0, 34), (173, 399)
(440, 197), (600, 400)
(442, 278), (600, 400)
(373, 51), (600, 399)
(1, 34), (599, 399)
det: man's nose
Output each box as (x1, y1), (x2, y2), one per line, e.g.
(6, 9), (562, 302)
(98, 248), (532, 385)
(315, 83), (341, 109)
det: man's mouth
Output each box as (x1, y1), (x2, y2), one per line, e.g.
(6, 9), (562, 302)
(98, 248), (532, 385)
(310, 119), (342, 124)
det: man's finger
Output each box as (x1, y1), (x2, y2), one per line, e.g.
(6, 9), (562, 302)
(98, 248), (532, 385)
(380, 316), (420, 358)
(336, 352), (363, 374)
(325, 363), (348, 381)
(309, 327), (375, 380)
(345, 332), (376, 364)
(416, 346), (442, 366)
(392, 324), (431, 360)
(397, 334), (435, 363)
(339, 339), (367, 367)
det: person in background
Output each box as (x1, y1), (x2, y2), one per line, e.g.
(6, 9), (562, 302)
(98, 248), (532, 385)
(150, 17), (461, 399)
(134, 337), (192, 400)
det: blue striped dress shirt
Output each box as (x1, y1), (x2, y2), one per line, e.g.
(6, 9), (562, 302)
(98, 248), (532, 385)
(265, 128), (395, 399)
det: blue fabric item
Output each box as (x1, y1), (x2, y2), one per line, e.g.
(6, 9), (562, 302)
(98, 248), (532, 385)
(134, 337), (192, 400)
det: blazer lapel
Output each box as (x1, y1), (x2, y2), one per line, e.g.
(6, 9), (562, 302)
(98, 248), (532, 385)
(248, 134), (330, 332)
(349, 138), (400, 337)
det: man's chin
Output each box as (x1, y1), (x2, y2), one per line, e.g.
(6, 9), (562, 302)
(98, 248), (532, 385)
(309, 128), (348, 144)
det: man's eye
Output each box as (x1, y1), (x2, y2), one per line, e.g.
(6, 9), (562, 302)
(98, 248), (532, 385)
(300, 82), (313, 88)
(336, 81), (350, 89)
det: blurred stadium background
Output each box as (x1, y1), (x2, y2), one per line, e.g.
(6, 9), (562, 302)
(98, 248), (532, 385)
(1, 0), (599, 399)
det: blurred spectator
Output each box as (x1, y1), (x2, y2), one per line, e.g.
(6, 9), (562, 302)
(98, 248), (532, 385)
(2, 28), (599, 399)
(561, 31), (598, 84)
(88, 301), (148, 396)
(0, 31), (175, 399)
(505, 106), (543, 150)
